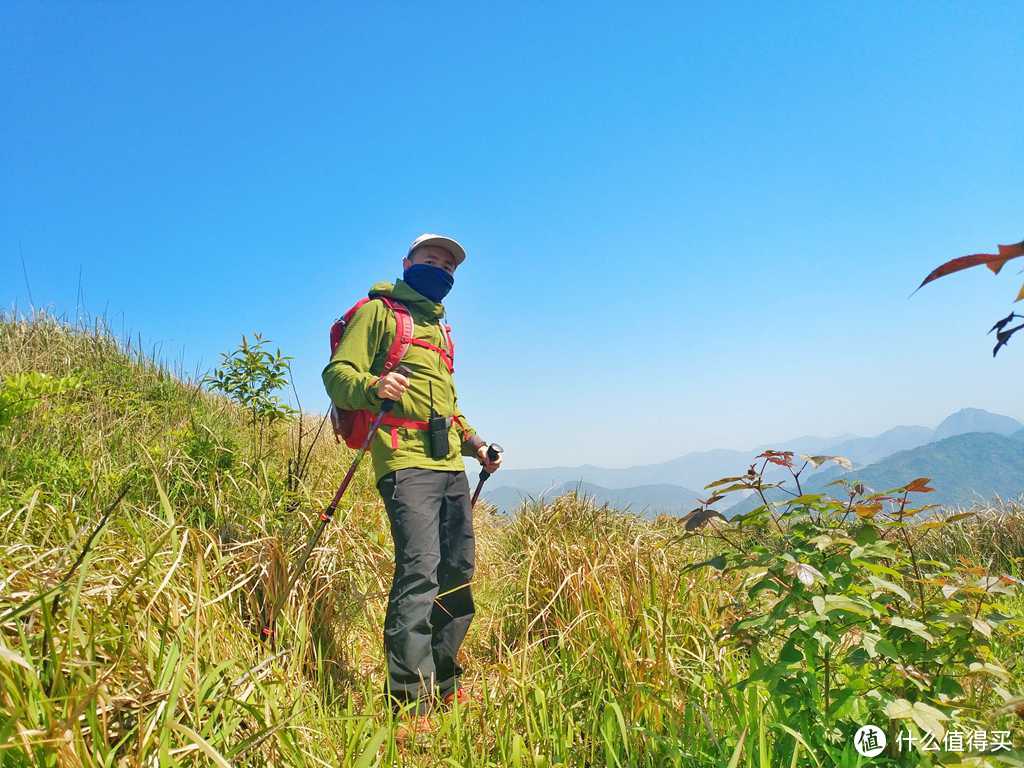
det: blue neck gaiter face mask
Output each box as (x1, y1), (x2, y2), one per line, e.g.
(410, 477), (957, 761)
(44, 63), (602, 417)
(404, 264), (454, 302)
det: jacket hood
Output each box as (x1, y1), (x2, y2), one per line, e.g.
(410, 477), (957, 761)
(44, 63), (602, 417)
(369, 279), (445, 320)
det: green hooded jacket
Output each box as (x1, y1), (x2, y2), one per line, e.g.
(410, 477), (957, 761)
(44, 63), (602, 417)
(321, 279), (485, 483)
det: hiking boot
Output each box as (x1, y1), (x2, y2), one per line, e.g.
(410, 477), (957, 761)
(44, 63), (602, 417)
(441, 687), (476, 708)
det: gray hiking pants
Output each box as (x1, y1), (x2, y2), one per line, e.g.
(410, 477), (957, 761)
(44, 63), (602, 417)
(376, 468), (475, 711)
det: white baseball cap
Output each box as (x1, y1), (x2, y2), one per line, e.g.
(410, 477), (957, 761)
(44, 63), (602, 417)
(407, 233), (467, 265)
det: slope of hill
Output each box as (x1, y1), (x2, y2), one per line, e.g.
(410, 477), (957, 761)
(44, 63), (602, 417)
(825, 425), (935, 466)
(727, 432), (1024, 515)
(484, 480), (702, 517)
(836, 432), (1024, 507)
(934, 408), (1022, 440)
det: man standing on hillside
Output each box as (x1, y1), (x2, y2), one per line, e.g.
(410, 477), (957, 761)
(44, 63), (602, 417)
(322, 233), (501, 723)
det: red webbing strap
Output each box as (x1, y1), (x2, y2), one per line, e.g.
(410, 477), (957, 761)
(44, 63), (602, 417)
(380, 414), (430, 450)
(375, 297), (414, 375)
(408, 338), (454, 372)
(373, 296), (455, 373)
(452, 414), (471, 442)
(381, 415), (430, 430)
(440, 322), (455, 366)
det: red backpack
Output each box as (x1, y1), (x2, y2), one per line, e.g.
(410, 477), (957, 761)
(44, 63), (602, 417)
(329, 295), (455, 449)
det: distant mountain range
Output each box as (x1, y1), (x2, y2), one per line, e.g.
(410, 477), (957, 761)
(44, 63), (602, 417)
(483, 408), (1024, 515)
(726, 431), (1024, 514)
(485, 481), (703, 520)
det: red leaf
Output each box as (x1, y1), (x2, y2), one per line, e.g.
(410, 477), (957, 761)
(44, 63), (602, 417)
(699, 494), (726, 506)
(916, 251), (1023, 292)
(990, 241), (1024, 274)
(757, 450), (794, 468)
(902, 477), (935, 494)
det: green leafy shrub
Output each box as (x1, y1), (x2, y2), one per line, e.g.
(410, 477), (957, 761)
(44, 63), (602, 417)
(686, 451), (1024, 764)
(204, 333), (295, 462)
(182, 420), (237, 474)
(0, 371), (81, 430)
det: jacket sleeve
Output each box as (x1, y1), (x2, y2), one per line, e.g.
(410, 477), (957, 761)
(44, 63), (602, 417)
(322, 302), (386, 411)
(454, 394), (486, 458)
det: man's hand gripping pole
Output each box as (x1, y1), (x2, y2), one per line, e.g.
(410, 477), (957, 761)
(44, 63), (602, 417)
(471, 443), (504, 508)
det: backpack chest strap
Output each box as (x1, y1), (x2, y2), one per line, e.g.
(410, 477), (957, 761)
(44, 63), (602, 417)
(408, 337), (454, 372)
(376, 297), (455, 374)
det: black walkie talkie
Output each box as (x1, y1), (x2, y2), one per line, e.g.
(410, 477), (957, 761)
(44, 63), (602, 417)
(427, 381), (450, 459)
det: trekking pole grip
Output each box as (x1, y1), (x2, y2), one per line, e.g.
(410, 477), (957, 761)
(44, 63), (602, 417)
(471, 443), (503, 508)
(479, 443), (504, 480)
(380, 364), (413, 413)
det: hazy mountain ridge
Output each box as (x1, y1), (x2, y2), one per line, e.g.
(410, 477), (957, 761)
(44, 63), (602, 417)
(726, 432), (1024, 515)
(485, 408), (1023, 515)
(485, 481), (703, 519)
(933, 408), (1022, 441)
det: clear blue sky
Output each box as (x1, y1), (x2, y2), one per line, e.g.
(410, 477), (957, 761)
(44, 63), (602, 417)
(3, 2), (1022, 469)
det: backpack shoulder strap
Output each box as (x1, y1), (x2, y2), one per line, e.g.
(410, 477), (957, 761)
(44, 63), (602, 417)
(375, 296), (413, 375)
(439, 321), (455, 363)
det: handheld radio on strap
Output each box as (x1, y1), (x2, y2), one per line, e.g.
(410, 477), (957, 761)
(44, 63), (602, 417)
(427, 381), (450, 459)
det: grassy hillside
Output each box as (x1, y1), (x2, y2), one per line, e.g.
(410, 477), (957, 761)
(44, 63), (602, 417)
(2, 314), (1023, 767)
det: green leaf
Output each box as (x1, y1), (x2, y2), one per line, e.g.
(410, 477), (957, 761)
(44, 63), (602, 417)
(909, 701), (947, 740)
(970, 618), (993, 638)
(942, 512), (976, 523)
(875, 638), (900, 659)
(726, 728), (748, 768)
(858, 561), (904, 579)
(353, 723), (391, 768)
(682, 554), (727, 573)
(826, 687), (857, 718)
(854, 525), (880, 544)
(968, 661), (1009, 681)
(819, 594), (873, 617)
(888, 616), (934, 643)
(749, 574), (784, 597)
(885, 698), (913, 719)
(932, 675), (963, 697)
(868, 576), (912, 603)
(860, 632), (880, 658)
(788, 493), (826, 505)
(779, 638), (803, 664)
(734, 614), (770, 631)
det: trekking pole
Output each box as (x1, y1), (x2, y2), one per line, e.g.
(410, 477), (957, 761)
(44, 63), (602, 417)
(261, 365), (412, 644)
(470, 443), (504, 508)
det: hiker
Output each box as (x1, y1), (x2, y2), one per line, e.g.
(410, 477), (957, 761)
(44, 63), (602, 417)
(322, 233), (501, 718)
